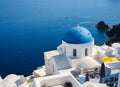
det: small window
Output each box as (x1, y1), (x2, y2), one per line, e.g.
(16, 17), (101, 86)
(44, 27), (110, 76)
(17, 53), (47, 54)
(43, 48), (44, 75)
(73, 49), (77, 56)
(53, 64), (54, 72)
(64, 47), (66, 54)
(85, 48), (88, 56)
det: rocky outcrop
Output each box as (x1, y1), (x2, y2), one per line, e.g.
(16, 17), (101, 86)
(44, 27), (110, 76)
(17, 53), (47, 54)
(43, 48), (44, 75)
(106, 24), (120, 37)
(96, 21), (110, 31)
(105, 24), (120, 46)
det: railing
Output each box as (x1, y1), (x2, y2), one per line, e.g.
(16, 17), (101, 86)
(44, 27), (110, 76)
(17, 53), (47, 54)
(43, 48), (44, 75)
(105, 81), (118, 84)
(105, 81), (118, 87)
(101, 73), (119, 87)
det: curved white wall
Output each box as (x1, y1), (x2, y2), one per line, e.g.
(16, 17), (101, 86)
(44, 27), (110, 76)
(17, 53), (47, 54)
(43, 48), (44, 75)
(62, 40), (94, 59)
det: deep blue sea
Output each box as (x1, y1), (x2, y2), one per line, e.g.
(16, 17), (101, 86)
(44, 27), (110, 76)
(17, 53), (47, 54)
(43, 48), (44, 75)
(0, 0), (120, 77)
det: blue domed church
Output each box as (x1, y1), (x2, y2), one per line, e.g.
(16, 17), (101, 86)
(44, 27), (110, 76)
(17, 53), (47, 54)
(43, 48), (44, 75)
(44, 25), (100, 75)
(61, 25), (94, 58)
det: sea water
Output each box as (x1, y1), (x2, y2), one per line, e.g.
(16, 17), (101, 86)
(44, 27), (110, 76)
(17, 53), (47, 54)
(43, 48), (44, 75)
(0, 0), (120, 77)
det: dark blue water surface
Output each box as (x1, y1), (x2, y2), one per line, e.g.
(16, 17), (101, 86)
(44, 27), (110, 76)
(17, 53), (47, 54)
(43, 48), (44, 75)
(1, 0), (120, 77)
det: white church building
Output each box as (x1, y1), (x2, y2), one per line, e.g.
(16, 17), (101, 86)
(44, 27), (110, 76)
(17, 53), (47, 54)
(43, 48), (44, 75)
(44, 25), (100, 75)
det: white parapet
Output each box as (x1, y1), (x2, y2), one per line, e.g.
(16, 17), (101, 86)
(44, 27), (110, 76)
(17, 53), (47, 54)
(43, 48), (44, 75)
(0, 76), (2, 83)
(33, 73), (81, 87)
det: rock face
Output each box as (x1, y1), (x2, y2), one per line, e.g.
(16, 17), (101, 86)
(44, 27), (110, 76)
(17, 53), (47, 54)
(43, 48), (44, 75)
(105, 24), (120, 46)
(106, 24), (120, 37)
(96, 21), (109, 30)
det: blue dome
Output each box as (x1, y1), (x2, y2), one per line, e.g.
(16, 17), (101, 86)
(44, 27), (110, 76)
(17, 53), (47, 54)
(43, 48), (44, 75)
(63, 26), (93, 44)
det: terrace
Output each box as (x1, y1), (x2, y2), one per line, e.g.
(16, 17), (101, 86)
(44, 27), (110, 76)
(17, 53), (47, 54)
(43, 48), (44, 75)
(34, 73), (81, 87)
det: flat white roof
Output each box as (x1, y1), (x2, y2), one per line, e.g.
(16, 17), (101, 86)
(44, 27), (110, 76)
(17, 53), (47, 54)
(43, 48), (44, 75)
(33, 67), (46, 77)
(44, 50), (59, 59)
(59, 67), (76, 74)
(77, 57), (101, 69)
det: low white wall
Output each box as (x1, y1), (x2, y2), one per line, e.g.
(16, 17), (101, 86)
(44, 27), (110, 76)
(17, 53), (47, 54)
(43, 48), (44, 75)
(34, 74), (81, 87)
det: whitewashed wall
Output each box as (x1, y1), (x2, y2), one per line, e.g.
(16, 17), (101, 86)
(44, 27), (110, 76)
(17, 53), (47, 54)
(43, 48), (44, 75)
(62, 40), (94, 59)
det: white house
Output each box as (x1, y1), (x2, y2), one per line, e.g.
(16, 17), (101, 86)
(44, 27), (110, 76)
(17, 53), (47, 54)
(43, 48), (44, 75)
(0, 74), (30, 87)
(44, 25), (100, 75)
